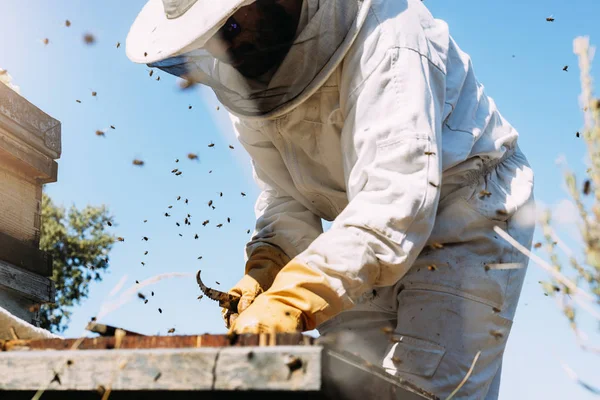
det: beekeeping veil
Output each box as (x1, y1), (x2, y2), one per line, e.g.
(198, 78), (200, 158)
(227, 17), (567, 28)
(126, 0), (371, 118)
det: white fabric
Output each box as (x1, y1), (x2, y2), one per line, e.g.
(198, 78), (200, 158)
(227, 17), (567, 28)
(126, 0), (255, 63)
(0, 306), (61, 341)
(226, 0), (535, 397)
(149, 0), (371, 117)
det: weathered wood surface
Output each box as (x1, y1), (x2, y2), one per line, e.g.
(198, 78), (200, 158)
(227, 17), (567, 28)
(0, 346), (322, 392)
(2, 333), (313, 352)
(0, 161), (42, 245)
(0, 230), (52, 276)
(0, 129), (58, 183)
(0, 82), (61, 159)
(0, 290), (38, 326)
(0, 259), (55, 303)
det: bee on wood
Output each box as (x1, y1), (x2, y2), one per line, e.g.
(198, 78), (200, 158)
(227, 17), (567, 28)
(133, 159), (144, 166)
(83, 33), (96, 44)
(427, 265), (437, 271)
(381, 326), (393, 334)
(430, 242), (443, 249)
(391, 357), (402, 364)
(117, 237), (125, 242)
(95, 130), (105, 137)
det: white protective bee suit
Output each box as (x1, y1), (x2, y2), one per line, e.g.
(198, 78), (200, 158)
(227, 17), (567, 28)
(149, 0), (535, 398)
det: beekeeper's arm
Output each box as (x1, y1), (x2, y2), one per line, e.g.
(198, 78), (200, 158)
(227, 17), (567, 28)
(231, 45), (446, 333)
(223, 118), (324, 327)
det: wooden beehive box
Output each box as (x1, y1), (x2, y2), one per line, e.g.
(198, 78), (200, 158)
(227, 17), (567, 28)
(0, 82), (60, 325)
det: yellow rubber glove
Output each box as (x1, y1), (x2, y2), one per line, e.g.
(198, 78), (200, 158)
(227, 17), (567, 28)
(222, 246), (291, 328)
(230, 259), (344, 333)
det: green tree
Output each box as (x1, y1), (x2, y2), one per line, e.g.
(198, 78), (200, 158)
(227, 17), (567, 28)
(39, 193), (116, 333)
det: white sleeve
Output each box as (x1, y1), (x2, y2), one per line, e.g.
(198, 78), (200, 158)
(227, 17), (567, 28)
(232, 119), (324, 262)
(296, 46), (446, 305)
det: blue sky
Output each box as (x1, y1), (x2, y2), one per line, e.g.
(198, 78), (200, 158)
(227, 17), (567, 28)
(1, 0), (599, 398)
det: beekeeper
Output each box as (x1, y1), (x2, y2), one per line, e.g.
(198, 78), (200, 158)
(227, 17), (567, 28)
(126, 0), (535, 397)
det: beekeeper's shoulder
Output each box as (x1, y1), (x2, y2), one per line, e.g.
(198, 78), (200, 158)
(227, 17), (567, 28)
(341, 0), (448, 93)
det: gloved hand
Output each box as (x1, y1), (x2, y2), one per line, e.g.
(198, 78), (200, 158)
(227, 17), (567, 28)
(229, 259), (344, 333)
(222, 246), (291, 328)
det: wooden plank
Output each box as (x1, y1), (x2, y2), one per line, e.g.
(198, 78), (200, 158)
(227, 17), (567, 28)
(215, 346), (322, 391)
(0, 348), (218, 391)
(0, 82), (61, 159)
(0, 231), (52, 276)
(2, 333), (313, 352)
(0, 162), (41, 245)
(0, 346), (323, 392)
(0, 130), (58, 183)
(0, 259), (55, 303)
(0, 289), (38, 326)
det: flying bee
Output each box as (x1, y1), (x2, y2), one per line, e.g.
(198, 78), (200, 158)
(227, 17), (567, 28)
(133, 159), (144, 166)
